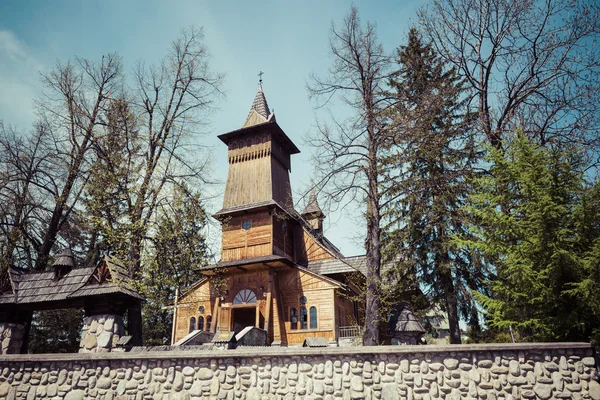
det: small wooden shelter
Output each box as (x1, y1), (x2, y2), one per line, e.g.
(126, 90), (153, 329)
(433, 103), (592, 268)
(173, 85), (366, 346)
(0, 250), (142, 354)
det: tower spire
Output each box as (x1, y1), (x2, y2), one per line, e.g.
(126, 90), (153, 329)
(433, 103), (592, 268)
(242, 77), (273, 128)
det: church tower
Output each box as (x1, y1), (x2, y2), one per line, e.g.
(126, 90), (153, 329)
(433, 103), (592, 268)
(171, 82), (365, 346)
(214, 85), (300, 263)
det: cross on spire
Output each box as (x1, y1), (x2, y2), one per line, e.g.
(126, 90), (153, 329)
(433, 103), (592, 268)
(258, 71), (264, 86)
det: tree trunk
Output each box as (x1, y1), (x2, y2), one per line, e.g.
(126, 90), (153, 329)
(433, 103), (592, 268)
(441, 269), (461, 344)
(363, 136), (382, 346)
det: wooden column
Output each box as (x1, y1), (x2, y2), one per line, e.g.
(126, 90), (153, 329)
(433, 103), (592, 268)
(271, 272), (287, 345)
(210, 297), (220, 333)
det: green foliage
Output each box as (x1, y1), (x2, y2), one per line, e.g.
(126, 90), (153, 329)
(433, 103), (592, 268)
(138, 183), (210, 345)
(464, 132), (600, 341)
(28, 309), (83, 353)
(83, 98), (140, 265)
(383, 28), (484, 343)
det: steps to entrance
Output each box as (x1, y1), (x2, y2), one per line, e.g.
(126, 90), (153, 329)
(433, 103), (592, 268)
(173, 330), (214, 346)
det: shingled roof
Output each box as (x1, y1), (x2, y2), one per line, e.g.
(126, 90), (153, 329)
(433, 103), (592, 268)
(307, 255), (367, 275)
(242, 85), (272, 128)
(0, 254), (141, 306)
(301, 190), (325, 217)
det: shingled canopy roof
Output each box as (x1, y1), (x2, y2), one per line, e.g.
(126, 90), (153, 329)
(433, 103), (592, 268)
(0, 254), (141, 306)
(242, 85), (271, 128)
(301, 190), (325, 217)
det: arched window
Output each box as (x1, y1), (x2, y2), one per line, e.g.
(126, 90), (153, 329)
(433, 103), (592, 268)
(310, 306), (317, 329)
(198, 316), (204, 331)
(233, 289), (257, 305)
(300, 307), (308, 330)
(189, 317), (196, 333)
(290, 308), (298, 330)
(206, 315), (212, 331)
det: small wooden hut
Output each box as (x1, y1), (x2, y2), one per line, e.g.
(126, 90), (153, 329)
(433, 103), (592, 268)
(173, 85), (366, 346)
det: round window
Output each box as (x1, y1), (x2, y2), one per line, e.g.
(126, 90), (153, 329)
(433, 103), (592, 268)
(198, 306), (205, 314)
(300, 296), (307, 304)
(242, 220), (251, 230)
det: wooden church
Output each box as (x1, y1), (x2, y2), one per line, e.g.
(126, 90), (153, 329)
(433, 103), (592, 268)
(172, 84), (366, 346)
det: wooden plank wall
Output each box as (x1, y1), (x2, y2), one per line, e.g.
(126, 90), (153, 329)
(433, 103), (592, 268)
(277, 269), (337, 345)
(174, 281), (215, 343)
(272, 215), (294, 260)
(223, 133), (273, 209)
(270, 157), (293, 208)
(217, 270), (270, 332)
(175, 268), (352, 346)
(221, 211), (272, 262)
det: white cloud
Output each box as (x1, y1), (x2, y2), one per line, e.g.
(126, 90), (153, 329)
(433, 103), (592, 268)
(0, 31), (28, 62)
(0, 30), (45, 129)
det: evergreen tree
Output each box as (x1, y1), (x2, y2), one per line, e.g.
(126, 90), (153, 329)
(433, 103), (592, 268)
(140, 183), (210, 345)
(384, 28), (484, 344)
(465, 133), (600, 341)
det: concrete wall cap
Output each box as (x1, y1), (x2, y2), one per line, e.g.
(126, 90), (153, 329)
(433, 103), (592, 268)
(0, 342), (593, 363)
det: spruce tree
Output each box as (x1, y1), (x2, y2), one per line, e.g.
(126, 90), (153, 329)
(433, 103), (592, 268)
(466, 133), (600, 341)
(385, 28), (484, 344)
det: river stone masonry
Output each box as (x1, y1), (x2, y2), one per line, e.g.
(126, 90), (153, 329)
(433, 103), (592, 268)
(0, 322), (24, 354)
(0, 343), (598, 399)
(79, 314), (125, 353)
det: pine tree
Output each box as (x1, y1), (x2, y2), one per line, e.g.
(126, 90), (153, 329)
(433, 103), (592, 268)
(384, 28), (484, 344)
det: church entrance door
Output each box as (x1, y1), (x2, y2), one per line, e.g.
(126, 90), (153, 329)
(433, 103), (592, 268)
(232, 307), (256, 333)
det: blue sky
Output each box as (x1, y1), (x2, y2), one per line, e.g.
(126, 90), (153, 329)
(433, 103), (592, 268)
(0, 0), (426, 257)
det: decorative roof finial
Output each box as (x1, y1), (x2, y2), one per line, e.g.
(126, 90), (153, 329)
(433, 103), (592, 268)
(258, 71), (264, 87)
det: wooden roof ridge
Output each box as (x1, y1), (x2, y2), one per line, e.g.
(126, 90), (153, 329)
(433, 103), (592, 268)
(294, 264), (345, 289)
(68, 254), (142, 300)
(0, 268), (18, 302)
(213, 199), (285, 218)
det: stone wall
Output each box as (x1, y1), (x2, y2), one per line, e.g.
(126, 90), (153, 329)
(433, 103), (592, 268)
(0, 322), (24, 354)
(0, 343), (598, 400)
(79, 314), (125, 353)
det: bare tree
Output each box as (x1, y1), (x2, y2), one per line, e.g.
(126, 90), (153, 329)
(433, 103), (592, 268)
(419, 0), (600, 155)
(1, 51), (122, 273)
(0, 122), (59, 272)
(308, 7), (396, 345)
(33, 54), (123, 270)
(124, 27), (223, 277)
